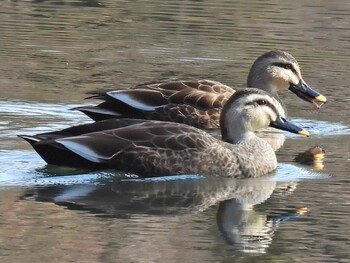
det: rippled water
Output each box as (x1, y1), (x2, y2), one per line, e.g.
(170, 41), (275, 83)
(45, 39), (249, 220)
(1, 0), (350, 262)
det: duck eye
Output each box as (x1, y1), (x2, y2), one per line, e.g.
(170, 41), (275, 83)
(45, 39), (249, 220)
(256, 100), (267, 106)
(284, 64), (292, 70)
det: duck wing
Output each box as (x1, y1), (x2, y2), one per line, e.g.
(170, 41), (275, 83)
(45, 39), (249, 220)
(22, 121), (221, 176)
(26, 118), (151, 140)
(76, 79), (235, 129)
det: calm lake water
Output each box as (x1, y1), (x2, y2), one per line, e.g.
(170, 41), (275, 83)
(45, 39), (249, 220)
(1, 0), (350, 262)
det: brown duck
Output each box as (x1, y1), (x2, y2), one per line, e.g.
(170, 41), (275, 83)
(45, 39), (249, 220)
(76, 50), (327, 129)
(20, 89), (309, 178)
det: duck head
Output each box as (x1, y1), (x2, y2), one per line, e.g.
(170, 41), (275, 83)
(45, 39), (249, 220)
(220, 88), (309, 144)
(247, 50), (327, 108)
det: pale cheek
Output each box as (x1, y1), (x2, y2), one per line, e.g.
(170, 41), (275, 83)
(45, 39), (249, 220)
(273, 78), (290, 90)
(271, 69), (300, 87)
(268, 69), (291, 90)
(252, 116), (269, 130)
(290, 74), (300, 85)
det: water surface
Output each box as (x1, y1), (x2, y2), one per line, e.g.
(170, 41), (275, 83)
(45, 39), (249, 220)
(1, 1), (350, 262)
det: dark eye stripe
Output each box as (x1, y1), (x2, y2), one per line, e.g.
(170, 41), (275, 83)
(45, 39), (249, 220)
(246, 99), (279, 115)
(272, 62), (298, 75)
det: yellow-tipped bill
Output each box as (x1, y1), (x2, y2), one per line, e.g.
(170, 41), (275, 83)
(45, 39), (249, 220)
(270, 115), (310, 137)
(312, 95), (327, 109)
(295, 205), (308, 215)
(298, 129), (310, 137)
(289, 80), (327, 109)
(314, 94), (327, 103)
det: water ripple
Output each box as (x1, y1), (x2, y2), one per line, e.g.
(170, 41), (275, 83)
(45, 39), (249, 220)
(0, 148), (328, 188)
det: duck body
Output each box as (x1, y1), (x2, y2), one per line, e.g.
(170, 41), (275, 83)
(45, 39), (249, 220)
(78, 79), (232, 129)
(22, 121), (277, 178)
(76, 50), (327, 129)
(20, 89), (308, 178)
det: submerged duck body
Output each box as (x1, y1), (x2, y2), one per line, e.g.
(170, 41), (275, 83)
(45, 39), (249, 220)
(76, 50), (327, 129)
(20, 89), (308, 178)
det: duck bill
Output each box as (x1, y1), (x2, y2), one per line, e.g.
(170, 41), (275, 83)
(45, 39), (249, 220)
(288, 79), (327, 109)
(270, 115), (310, 137)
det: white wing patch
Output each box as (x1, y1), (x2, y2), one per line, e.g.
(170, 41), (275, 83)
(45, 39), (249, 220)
(107, 90), (166, 111)
(80, 106), (121, 116)
(57, 138), (107, 163)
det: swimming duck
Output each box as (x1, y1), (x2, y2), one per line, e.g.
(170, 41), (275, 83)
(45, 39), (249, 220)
(20, 89), (309, 178)
(76, 50), (327, 129)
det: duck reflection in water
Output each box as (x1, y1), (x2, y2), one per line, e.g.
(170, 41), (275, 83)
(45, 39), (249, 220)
(22, 176), (307, 255)
(217, 199), (307, 254)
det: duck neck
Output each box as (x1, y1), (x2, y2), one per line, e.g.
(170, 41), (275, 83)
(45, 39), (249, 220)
(221, 113), (256, 144)
(247, 73), (278, 95)
(222, 130), (256, 144)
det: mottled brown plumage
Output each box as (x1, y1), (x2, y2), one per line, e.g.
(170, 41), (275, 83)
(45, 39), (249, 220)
(20, 89), (308, 178)
(76, 50), (326, 129)
(78, 80), (231, 129)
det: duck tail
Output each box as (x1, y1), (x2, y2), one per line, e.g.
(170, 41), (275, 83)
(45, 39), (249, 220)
(18, 135), (41, 146)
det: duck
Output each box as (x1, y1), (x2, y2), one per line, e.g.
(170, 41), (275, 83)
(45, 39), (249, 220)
(75, 50), (327, 129)
(19, 89), (309, 178)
